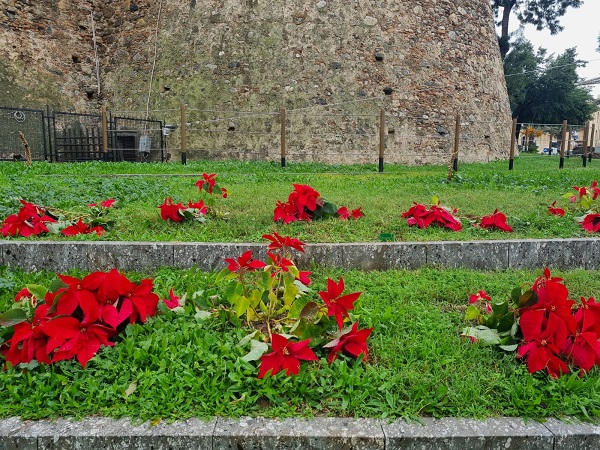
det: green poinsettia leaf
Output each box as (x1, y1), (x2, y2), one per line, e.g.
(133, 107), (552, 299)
(238, 330), (259, 347)
(461, 326), (501, 345)
(194, 310), (213, 321)
(510, 287), (523, 306)
(288, 296), (313, 319)
(491, 300), (509, 316)
(464, 304), (480, 321)
(180, 209), (195, 221)
(233, 295), (250, 317)
(0, 308), (28, 327)
(18, 360), (39, 371)
(25, 284), (47, 301)
(215, 268), (236, 283)
(241, 339), (269, 362)
(499, 344), (519, 352)
(518, 289), (537, 308)
(300, 302), (320, 319)
(45, 221), (70, 234)
(224, 281), (243, 305)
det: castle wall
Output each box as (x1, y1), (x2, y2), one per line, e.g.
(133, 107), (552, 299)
(0, 0), (512, 165)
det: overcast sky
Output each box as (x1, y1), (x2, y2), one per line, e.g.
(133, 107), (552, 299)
(508, 0), (600, 97)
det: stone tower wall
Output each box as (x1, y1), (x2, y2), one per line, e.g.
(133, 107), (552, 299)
(0, 0), (512, 165)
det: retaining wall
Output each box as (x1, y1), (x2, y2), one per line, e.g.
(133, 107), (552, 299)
(1, 238), (598, 273)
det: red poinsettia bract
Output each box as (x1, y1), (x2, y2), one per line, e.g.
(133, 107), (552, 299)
(581, 213), (600, 233)
(224, 250), (267, 273)
(402, 202), (462, 231)
(517, 312), (570, 378)
(324, 321), (373, 364)
(262, 233), (305, 253)
(159, 198), (185, 222)
(89, 199), (116, 208)
(547, 201), (565, 217)
(258, 333), (318, 378)
(478, 209), (513, 232)
(337, 206), (365, 220)
(318, 277), (362, 330)
(61, 218), (105, 237)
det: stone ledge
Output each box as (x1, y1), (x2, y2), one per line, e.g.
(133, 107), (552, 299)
(0, 416), (596, 449)
(0, 238), (598, 272)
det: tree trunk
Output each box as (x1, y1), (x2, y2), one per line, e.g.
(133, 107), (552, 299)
(499, 0), (517, 59)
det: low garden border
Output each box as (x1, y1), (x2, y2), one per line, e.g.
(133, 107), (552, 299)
(0, 416), (596, 449)
(1, 238), (598, 272)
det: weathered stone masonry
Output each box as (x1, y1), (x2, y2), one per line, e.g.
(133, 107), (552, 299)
(0, 0), (512, 165)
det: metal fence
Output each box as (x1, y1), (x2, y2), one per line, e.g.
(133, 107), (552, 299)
(0, 106), (165, 163)
(0, 106), (47, 161)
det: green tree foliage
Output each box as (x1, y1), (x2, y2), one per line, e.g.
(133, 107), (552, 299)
(504, 36), (545, 116)
(492, 0), (582, 59)
(504, 44), (597, 124)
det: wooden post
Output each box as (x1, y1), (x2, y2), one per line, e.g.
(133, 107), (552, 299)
(452, 113), (460, 171)
(101, 105), (108, 159)
(280, 108), (286, 167)
(581, 122), (590, 167)
(559, 120), (567, 168)
(378, 109), (385, 173)
(589, 123), (595, 163)
(509, 118), (517, 170)
(180, 103), (187, 165)
(547, 131), (553, 156)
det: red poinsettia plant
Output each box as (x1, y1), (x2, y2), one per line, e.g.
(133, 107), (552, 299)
(1, 199), (116, 238)
(475, 209), (513, 232)
(548, 180), (600, 232)
(203, 232), (373, 378)
(273, 184), (363, 224)
(0, 270), (180, 369)
(159, 173), (228, 223)
(463, 268), (600, 379)
(401, 196), (462, 231)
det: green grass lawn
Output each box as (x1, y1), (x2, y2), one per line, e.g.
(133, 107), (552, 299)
(2, 156), (600, 422)
(1, 154), (600, 242)
(1, 265), (600, 422)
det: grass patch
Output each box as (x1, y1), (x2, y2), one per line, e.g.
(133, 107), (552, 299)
(1, 155), (600, 242)
(1, 265), (600, 421)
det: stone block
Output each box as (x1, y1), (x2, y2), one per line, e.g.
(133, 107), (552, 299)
(0, 417), (37, 450)
(82, 242), (174, 272)
(12, 417), (215, 450)
(173, 243), (264, 271)
(586, 239), (600, 270)
(296, 244), (344, 270)
(544, 418), (600, 450)
(383, 417), (553, 450)
(509, 239), (588, 270)
(213, 417), (385, 450)
(0, 242), (77, 272)
(426, 240), (509, 270)
(382, 243), (427, 270)
(341, 243), (387, 270)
